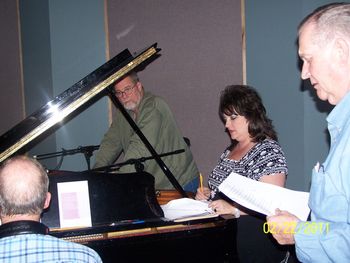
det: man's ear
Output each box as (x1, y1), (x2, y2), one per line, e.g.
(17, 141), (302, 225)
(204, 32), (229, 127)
(43, 192), (51, 209)
(136, 81), (143, 91)
(334, 38), (350, 65)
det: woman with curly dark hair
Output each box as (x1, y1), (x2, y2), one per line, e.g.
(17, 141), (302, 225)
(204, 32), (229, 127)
(196, 85), (290, 262)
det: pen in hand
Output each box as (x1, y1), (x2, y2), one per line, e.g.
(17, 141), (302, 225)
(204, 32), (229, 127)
(199, 173), (204, 192)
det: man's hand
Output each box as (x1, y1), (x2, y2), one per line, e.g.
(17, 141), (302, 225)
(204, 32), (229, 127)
(266, 209), (300, 245)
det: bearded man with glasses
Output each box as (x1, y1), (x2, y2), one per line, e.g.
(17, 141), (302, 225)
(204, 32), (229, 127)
(94, 71), (199, 192)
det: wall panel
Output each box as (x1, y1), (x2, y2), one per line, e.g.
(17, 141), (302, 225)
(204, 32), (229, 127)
(107, 0), (243, 178)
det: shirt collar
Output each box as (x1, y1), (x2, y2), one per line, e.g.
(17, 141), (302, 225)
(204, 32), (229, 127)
(327, 91), (350, 131)
(138, 91), (151, 109)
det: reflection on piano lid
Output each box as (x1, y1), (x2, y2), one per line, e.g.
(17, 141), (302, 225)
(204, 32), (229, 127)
(0, 43), (160, 162)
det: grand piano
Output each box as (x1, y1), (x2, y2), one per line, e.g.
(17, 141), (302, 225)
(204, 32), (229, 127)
(0, 43), (237, 262)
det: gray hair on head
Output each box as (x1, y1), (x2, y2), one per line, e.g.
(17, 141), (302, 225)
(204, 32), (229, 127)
(299, 3), (350, 45)
(0, 155), (48, 217)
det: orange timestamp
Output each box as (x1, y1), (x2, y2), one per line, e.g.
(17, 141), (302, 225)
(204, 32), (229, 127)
(263, 221), (330, 235)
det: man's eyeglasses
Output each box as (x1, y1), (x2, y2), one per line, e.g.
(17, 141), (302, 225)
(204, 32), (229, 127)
(114, 84), (136, 97)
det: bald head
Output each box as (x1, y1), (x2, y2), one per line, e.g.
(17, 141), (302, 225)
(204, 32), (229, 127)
(0, 156), (49, 217)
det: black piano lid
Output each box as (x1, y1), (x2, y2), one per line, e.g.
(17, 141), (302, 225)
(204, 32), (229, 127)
(0, 43), (160, 162)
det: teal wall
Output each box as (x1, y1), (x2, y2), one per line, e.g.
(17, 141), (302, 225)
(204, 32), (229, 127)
(19, 0), (108, 170)
(49, 0), (107, 170)
(245, 0), (348, 190)
(19, 0), (57, 169)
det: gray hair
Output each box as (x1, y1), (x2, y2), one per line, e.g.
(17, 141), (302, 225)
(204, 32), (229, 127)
(0, 155), (49, 216)
(299, 3), (350, 45)
(128, 70), (140, 84)
(116, 70), (140, 85)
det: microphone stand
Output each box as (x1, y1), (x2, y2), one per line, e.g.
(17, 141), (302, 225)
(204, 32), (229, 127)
(91, 149), (185, 174)
(34, 145), (100, 170)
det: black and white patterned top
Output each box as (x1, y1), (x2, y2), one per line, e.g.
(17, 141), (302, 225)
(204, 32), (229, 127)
(209, 138), (288, 200)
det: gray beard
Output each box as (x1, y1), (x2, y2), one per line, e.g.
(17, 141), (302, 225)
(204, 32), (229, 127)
(123, 101), (138, 111)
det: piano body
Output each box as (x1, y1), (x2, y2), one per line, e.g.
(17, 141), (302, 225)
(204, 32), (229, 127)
(0, 44), (237, 262)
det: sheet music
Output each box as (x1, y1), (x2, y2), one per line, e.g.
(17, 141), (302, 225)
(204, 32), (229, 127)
(161, 198), (217, 221)
(57, 180), (92, 228)
(218, 172), (310, 221)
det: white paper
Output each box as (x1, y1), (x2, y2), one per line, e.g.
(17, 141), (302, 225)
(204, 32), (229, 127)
(57, 180), (92, 228)
(218, 172), (310, 221)
(161, 198), (216, 221)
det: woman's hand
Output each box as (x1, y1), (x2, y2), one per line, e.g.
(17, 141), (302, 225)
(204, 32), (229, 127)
(209, 199), (235, 215)
(195, 186), (211, 200)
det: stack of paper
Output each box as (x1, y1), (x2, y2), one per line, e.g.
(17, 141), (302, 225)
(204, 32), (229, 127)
(161, 198), (218, 222)
(218, 172), (310, 221)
